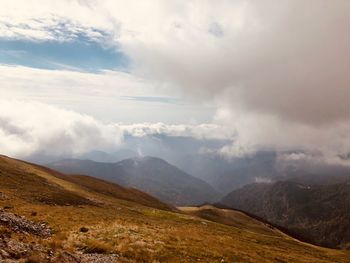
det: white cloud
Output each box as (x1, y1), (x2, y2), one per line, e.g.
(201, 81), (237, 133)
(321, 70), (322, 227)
(0, 100), (123, 157)
(0, 1), (111, 42)
(254, 177), (273, 184)
(0, 65), (214, 124)
(118, 122), (233, 140)
(0, 100), (225, 158)
(213, 106), (350, 165)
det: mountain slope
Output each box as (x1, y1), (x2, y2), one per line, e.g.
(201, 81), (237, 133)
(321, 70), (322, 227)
(179, 205), (282, 236)
(49, 156), (218, 205)
(0, 155), (350, 262)
(220, 180), (350, 249)
(54, 174), (173, 211)
(0, 155), (172, 211)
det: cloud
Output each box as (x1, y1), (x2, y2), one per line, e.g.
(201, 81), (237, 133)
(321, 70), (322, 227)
(2, 1), (350, 162)
(118, 122), (233, 140)
(254, 177), (273, 184)
(107, 1), (350, 160)
(3, 1), (350, 124)
(0, 64), (214, 124)
(0, 1), (112, 42)
(110, 1), (350, 125)
(0, 100), (225, 159)
(212, 107), (350, 165)
(0, 100), (123, 157)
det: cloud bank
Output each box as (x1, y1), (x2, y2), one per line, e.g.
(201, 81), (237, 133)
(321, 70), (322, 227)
(112, 0), (350, 160)
(0, 100), (123, 157)
(2, 1), (350, 163)
(0, 100), (224, 159)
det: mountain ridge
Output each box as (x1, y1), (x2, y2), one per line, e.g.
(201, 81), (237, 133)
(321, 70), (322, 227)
(48, 156), (219, 206)
(220, 180), (350, 249)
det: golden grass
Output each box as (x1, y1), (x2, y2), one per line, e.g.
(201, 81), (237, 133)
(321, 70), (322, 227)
(1, 155), (350, 262)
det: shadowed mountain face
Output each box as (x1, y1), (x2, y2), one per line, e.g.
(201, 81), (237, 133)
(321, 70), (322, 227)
(220, 180), (350, 248)
(49, 156), (219, 206)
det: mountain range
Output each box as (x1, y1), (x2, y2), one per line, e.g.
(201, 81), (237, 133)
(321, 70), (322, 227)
(220, 179), (350, 249)
(48, 156), (218, 206)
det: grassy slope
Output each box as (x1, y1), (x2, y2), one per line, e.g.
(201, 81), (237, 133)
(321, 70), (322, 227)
(43, 171), (173, 211)
(0, 155), (349, 262)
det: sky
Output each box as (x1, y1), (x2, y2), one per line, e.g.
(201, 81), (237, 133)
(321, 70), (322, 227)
(1, 0), (350, 165)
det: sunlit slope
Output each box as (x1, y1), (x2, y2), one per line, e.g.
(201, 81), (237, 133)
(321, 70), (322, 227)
(0, 155), (172, 211)
(0, 155), (349, 262)
(179, 205), (283, 236)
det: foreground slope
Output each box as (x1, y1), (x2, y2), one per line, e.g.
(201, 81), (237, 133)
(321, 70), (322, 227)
(221, 180), (350, 249)
(0, 155), (172, 211)
(0, 155), (349, 262)
(49, 156), (218, 205)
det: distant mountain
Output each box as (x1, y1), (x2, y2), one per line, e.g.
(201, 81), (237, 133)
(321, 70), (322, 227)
(49, 156), (219, 206)
(177, 151), (278, 195)
(79, 149), (137, 163)
(220, 180), (350, 248)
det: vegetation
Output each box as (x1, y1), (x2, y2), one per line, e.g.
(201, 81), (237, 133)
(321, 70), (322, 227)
(0, 155), (349, 262)
(220, 180), (350, 248)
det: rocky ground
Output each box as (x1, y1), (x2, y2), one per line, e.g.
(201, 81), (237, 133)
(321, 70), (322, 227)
(0, 209), (52, 238)
(0, 209), (119, 262)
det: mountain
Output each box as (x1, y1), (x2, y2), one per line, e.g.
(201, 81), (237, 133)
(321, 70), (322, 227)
(28, 140), (350, 199)
(1, 155), (350, 262)
(48, 156), (219, 206)
(220, 180), (350, 249)
(177, 151), (278, 195)
(0, 155), (172, 211)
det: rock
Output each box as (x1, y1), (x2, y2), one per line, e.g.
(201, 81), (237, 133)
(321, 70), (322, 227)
(0, 193), (9, 201)
(59, 252), (119, 263)
(0, 248), (10, 258)
(80, 227), (89, 233)
(0, 210), (51, 238)
(31, 211), (37, 217)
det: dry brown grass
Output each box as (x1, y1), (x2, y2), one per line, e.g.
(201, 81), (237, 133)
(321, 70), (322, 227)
(1, 155), (350, 262)
(81, 239), (115, 254)
(25, 254), (43, 263)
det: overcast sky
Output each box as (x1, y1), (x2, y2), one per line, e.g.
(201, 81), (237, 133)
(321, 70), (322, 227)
(1, 0), (350, 164)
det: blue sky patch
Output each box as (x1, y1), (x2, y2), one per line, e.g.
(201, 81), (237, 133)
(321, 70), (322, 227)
(0, 37), (129, 72)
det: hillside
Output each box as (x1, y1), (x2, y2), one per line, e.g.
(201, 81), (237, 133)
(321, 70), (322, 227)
(0, 156), (350, 262)
(179, 205), (283, 236)
(49, 156), (218, 206)
(220, 180), (350, 249)
(53, 174), (173, 211)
